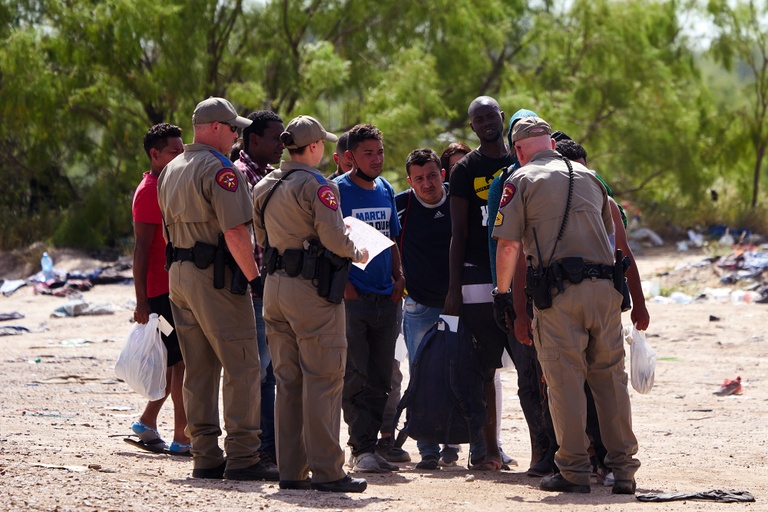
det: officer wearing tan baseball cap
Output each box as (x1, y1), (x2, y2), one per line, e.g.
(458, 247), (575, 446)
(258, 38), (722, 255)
(281, 115), (338, 149)
(510, 117), (552, 142)
(192, 97), (252, 129)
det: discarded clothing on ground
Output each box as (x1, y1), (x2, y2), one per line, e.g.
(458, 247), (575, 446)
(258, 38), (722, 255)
(51, 300), (117, 318)
(637, 489), (754, 503)
(0, 312), (25, 321)
(0, 326), (30, 336)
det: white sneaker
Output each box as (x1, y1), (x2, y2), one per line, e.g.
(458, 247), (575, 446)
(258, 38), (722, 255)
(352, 452), (392, 473)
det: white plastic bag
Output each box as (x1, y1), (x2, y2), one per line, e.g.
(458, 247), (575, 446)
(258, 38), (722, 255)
(623, 324), (656, 394)
(115, 313), (167, 400)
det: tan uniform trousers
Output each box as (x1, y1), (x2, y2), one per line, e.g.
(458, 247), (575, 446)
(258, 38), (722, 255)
(169, 261), (261, 470)
(263, 270), (347, 484)
(533, 278), (640, 485)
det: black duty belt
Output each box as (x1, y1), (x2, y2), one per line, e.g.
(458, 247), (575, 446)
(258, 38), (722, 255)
(173, 247), (195, 262)
(581, 263), (614, 280)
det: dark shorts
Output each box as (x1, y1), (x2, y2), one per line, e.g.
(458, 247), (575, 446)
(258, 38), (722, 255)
(148, 293), (183, 367)
(460, 265), (512, 373)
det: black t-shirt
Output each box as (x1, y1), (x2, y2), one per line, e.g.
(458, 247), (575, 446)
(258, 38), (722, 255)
(448, 149), (514, 268)
(395, 186), (451, 308)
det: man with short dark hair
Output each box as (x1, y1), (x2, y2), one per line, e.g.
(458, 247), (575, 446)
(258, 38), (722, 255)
(493, 116), (640, 495)
(328, 132), (352, 179)
(130, 123), (189, 455)
(335, 123), (405, 473)
(396, 148), (456, 469)
(233, 109), (285, 469)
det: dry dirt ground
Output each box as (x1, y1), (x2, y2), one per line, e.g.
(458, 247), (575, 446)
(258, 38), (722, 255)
(1, 248), (766, 511)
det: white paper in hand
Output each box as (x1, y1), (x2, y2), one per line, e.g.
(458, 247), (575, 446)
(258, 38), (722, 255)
(343, 216), (394, 270)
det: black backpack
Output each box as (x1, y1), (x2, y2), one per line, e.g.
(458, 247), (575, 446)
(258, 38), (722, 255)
(394, 317), (486, 445)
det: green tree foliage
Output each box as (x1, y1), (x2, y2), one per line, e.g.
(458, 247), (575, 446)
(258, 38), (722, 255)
(0, 0), (764, 251)
(501, 0), (715, 218)
(708, 0), (768, 208)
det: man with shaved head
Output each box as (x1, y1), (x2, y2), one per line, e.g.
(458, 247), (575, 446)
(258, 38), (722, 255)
(444, 96), (515, 471)
(492, 117), (640, 495)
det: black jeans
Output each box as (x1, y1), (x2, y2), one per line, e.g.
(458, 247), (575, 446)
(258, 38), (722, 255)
(342, 295), (399, 456)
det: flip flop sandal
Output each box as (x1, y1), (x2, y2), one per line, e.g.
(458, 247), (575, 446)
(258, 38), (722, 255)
(124, 436), (167, 453)
(469, 458), (502, 471)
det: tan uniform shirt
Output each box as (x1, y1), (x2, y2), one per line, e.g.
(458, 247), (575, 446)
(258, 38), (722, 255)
(158, 143), (252, 247)
(492, 150), (614, 266)
(252, 160), (363, 262)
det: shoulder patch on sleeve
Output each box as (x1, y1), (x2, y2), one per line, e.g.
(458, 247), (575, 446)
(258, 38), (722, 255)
(317, 185), (338, 210)
(216, 168), (239, 192)
(499, 183), (516, 208)
(494, 211), (504, 226)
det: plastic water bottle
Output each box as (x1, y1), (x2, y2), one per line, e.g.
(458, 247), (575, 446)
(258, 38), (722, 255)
(41, 252), (54, 281)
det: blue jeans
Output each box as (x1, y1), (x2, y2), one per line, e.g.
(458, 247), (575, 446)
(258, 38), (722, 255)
(403, 296), (444, 459)
(253, 298), (275, 456)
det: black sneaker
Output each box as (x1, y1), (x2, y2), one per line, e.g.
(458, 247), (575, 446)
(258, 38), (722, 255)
(439, 446), (459, 466)
(376, 438), (411, 463)
(224, 459), (280, 481)
(540, 473), (590, 493)
(312, 474), (367, 493)
(527, 458), (556, 477)
(192, 460), (226, 479)
(612, 479), (636, 495)
(415, 455), (440, 470)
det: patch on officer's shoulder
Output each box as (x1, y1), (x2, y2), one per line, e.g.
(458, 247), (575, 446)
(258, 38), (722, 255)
(494, 211), (504, 226)
(215, 168), (238, 191)
(317, 185), (338, 210)
(499, 183), (516, 207)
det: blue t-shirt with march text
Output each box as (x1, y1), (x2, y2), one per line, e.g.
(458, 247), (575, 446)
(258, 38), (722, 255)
(335, 174), (400, 295)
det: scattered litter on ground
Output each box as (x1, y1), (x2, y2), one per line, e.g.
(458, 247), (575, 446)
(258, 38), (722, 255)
(0, 312), (24, 321)
(51, 300), (117, 318)
(0, 326), (29, 336)
(31, 464), (89, 473)
(33, 375), (103, 384)
(104, 405), (132, 411)
(1, 280), (26, 296)
(713, 376), (743, 396)
(59, 338), (112, 347)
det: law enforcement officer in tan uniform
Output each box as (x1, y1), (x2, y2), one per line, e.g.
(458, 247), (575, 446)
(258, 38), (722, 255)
(252, 115), (369, 493)
(157, 97), (278, 481)
(491, 117), (640, 495)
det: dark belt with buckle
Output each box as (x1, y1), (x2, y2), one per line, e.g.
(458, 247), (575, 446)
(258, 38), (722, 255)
(173, 247), (195, 262)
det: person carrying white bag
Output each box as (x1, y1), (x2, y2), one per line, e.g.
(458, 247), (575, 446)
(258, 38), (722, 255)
(624, 324), (657, 394)
(116, 313), (168, 401)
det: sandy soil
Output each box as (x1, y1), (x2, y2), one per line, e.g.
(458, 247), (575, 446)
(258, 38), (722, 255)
(0, 248), (766, 511)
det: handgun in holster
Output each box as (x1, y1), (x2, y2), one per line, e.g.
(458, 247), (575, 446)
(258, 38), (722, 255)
(261, 245), (278, 284)
(229, 261), (248, 295)
(317, 250), (351, 304)
(212, 234), (226, 289)
(165, 242), (173, 271)
(615, 249), (632, 311)
(302, 239), (321, 279)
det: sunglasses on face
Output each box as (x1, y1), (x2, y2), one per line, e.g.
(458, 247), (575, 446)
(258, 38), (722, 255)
(220, 122), (238, 133)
